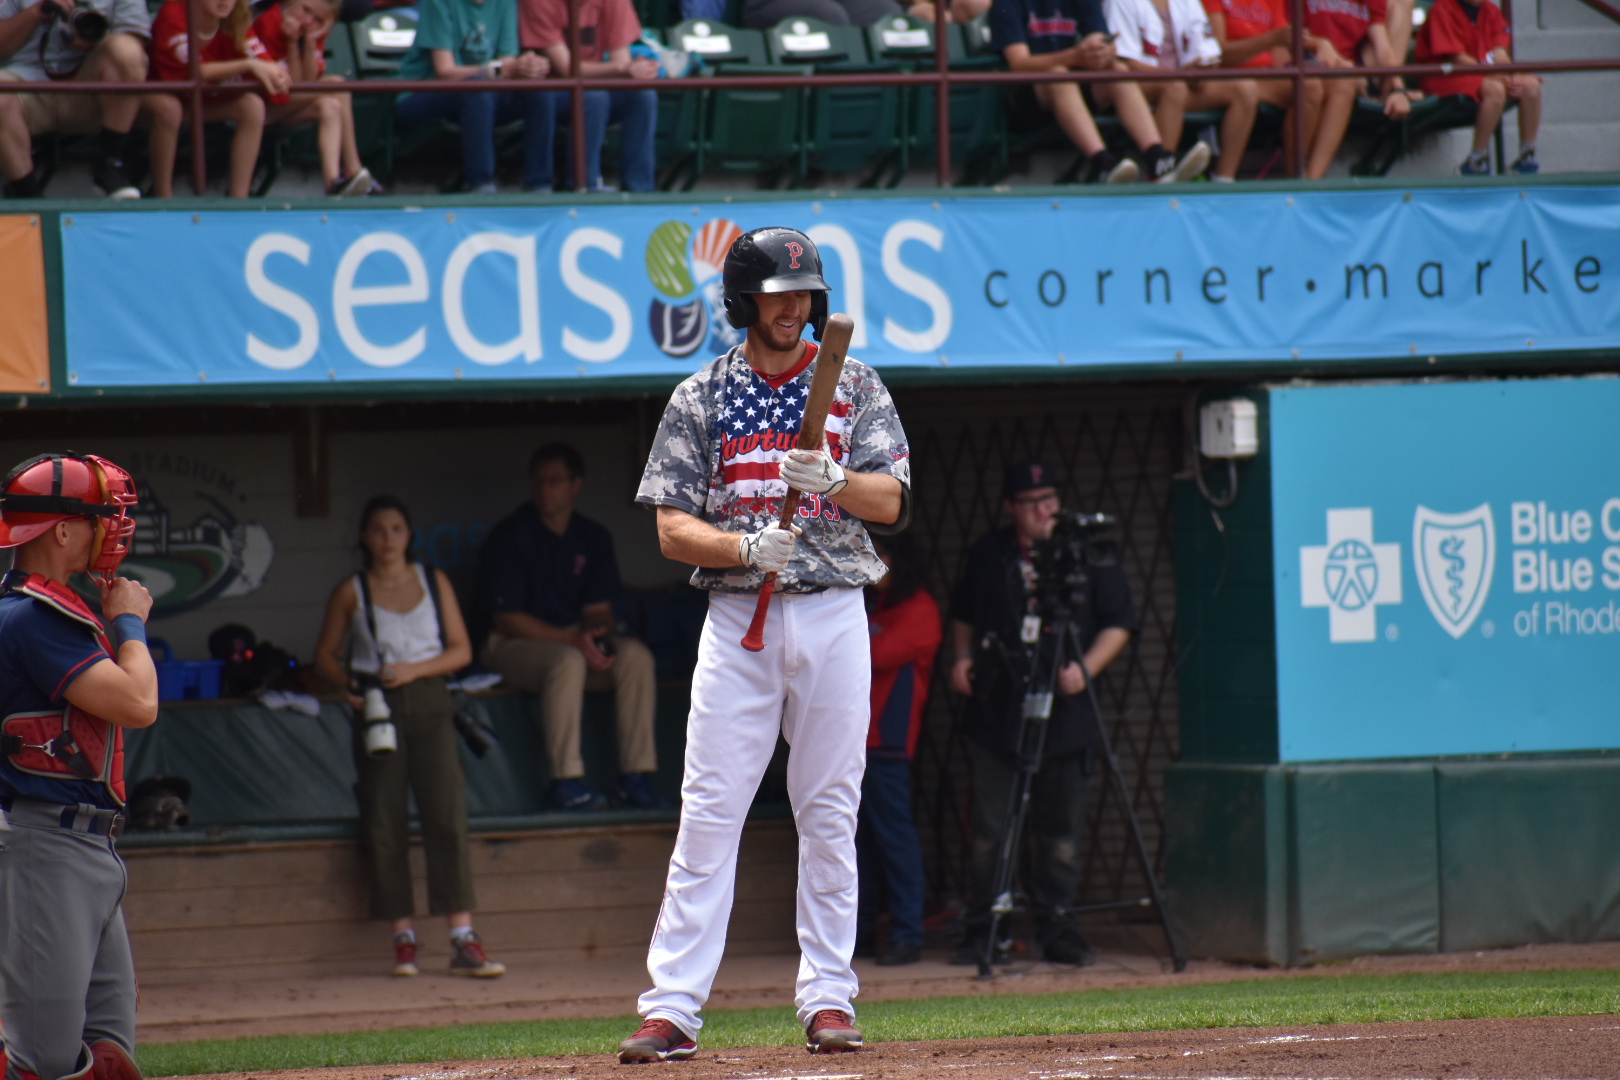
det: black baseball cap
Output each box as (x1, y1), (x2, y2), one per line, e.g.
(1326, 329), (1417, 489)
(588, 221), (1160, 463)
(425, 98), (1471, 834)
(1003, 459), (1061, 500)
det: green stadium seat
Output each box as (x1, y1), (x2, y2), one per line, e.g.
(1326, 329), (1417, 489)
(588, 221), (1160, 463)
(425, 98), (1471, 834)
(898, 65), (1006, 185)
(635, 0), (682, 31)
(1350, 93), (1505, 176)
(694, 62), (812, 181)
(764, 15), (867, 64)
(797, 62), (901, 183)
(654, 84), (703, 189)
(354, 7), (419, 76)
(864, 13), (940, 64)
(667, 19), (768, 66)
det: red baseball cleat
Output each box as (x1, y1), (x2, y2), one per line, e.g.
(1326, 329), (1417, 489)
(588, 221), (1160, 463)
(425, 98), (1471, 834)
(805, 1009), (863, 1053)
(618, 1017), (697, 1063)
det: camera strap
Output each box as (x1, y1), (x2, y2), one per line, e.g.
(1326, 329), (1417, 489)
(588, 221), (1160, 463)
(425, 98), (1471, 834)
(355, 564), (448, 664)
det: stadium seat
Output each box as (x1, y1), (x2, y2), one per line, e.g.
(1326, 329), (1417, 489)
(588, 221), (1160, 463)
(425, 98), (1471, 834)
(667, 19), (769, 66)
(354, 6), (418, 75)
(764, 15), (867, 64)
(694, 62), (812, 182)
(1350, 93), (1507, 176)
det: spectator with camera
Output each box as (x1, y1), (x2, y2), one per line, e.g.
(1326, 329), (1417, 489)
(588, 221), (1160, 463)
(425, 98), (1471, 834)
(0, 0), (163, 198)
(518, 0), (656, 192)
(394, 0), (556, 193)
(856, 530), (941, 967)
(314, 495), (506, 979)
(947, 459), (1136, 966)
(477, 443), (662, 811)
(989, 0), (1211, 184)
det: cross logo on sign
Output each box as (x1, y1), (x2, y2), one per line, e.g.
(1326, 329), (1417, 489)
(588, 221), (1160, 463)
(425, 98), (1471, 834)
(1300, 508), (1402, 643)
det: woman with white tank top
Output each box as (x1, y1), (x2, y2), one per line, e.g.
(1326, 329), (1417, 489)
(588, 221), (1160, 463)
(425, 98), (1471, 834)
(315, 495), (504, 979)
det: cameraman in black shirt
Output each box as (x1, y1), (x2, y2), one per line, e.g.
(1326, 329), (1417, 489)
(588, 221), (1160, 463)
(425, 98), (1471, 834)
(947, 459), (1137, 966)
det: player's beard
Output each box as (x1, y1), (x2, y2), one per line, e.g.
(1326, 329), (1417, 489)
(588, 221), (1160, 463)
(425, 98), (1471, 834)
(756, 317), (806, 354)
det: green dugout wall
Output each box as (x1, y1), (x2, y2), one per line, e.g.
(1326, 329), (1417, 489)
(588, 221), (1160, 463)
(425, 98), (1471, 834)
(1168, 383), (1620, 965)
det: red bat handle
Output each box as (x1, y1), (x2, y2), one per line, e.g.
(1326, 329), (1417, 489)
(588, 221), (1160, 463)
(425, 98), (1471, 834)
(740, 489), (802, 653)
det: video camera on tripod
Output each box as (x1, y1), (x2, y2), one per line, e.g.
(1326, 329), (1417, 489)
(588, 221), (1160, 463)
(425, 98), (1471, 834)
(972, 510), (1186, 978)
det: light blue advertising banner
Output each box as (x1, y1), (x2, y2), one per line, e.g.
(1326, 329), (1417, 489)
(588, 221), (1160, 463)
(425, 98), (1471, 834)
(60, 185), (1620, 388)
(1272, 377), (1620, 762)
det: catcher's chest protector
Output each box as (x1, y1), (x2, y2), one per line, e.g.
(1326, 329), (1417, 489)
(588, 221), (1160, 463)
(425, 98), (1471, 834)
(0, 574), (126, 806)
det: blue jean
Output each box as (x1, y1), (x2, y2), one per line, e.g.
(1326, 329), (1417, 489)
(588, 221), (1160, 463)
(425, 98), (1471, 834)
(856, 754), (926, 946)
(580, 88), (657, 192)
(395, 86), (567, 191)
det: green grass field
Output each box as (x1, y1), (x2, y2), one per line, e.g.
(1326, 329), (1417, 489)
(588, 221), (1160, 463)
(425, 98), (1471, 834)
(137, 968), (1620, 1077)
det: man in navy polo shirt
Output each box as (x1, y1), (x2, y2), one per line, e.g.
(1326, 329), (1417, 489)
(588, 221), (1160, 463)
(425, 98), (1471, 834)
(988, 0), (1211, 182)
(477, 443), (661, 811)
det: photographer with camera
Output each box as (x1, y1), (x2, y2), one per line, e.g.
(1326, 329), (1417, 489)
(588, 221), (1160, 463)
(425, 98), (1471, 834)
(947, 459), (1136, 967)
(314, 495), (506, 980)
(476, 442), (661, 812)
(0, 0), (162, 198)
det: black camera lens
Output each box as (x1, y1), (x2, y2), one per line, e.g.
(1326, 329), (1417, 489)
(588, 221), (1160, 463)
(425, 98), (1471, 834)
(70, 6), (109, 44)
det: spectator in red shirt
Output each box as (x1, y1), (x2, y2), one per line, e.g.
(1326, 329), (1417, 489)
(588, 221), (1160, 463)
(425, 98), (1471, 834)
(856, 531), (940, 967)
(253, 0), (379, 193)
(1302, 0), (1411, 179)
(519, 0), (657, 191)
(1201, 0), (1324, 176)
(146, 0), (289, 197)
(1415, 0), (1539, 174)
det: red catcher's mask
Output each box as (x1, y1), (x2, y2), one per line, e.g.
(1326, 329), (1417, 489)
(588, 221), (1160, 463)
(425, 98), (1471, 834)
(0, 453), (138, 581)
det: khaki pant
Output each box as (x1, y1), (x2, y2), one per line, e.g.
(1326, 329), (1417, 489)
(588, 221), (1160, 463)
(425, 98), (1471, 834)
(353, 677), (476, 921)
(484, 632), (657, 779)
(0, 35), (144, 134)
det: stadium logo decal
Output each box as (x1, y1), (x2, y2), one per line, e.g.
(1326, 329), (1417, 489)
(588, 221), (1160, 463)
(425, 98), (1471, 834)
(75, 455), (274, 618)
(644, 218), (745, 360)
(1300, 508), (1402, 643)
(1413, 504), (1495, 639)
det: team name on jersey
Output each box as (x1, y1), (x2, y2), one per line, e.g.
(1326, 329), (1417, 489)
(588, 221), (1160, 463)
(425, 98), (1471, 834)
(1224, 0), (1279, 25)
(1307, 0), (1370, 19)
(1027, 16), (1080, 35)
(714, 362), (850, 518)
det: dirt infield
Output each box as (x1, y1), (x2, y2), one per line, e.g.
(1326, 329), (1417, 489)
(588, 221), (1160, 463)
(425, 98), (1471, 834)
(181, 1015), (1620, 1080)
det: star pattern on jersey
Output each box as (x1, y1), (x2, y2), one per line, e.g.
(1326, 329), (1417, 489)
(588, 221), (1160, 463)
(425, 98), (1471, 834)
(719, 367), (811, 436)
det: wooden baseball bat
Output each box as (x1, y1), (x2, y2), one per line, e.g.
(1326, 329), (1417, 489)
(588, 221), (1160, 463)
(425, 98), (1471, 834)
(740, 313), (854, 653)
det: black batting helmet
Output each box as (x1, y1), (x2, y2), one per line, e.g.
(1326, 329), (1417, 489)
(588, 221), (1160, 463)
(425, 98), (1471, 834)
(722, 227), (830, 341)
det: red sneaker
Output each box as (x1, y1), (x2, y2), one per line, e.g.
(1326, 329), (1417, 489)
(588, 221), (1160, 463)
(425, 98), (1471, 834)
(618, 1017), (697, 1063)
(393, 932), (419, 977)
(805, 1009), (863, 1053)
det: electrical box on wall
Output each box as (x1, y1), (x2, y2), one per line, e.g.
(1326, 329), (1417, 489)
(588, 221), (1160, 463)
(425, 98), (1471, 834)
(1200, 399), (1260, 458)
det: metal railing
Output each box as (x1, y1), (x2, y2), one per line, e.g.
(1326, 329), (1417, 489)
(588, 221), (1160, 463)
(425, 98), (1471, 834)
(5, 0), (1620, 194)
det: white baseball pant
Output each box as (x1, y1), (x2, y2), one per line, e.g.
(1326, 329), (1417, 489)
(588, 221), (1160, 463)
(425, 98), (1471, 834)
(638, 587), (871, 1035)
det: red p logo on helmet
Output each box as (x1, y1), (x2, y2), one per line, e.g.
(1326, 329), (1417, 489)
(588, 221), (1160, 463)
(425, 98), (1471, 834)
(786, 242), (803, 269)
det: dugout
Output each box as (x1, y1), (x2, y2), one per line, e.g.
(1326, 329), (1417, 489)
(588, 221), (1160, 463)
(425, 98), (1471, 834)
(2, 177), (1618, 977)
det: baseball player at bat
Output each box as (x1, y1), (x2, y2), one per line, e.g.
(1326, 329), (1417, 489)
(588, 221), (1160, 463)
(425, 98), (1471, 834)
(619, 227), (912, 1063)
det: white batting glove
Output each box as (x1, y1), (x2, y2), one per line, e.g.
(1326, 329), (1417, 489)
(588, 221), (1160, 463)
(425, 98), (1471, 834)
(780, 447), (848, 496)
(739, 523), (802, 573)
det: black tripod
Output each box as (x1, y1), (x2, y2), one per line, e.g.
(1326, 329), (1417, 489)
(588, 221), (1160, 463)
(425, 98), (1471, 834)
(976, 618), (1187, 978)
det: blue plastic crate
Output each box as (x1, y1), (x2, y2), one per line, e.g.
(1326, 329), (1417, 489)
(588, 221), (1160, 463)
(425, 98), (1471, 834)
(149, 639), (225, 702)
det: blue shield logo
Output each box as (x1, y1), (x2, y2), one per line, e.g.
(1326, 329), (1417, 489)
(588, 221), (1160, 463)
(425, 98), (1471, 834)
(1412, 504), (1495, 639)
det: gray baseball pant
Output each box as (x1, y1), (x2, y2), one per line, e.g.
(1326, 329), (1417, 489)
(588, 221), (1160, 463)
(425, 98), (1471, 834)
(0, 810), (136, 1080)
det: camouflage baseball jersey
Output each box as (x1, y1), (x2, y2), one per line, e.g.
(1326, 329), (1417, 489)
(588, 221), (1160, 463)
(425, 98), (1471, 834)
(636, 342), (912, 593)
